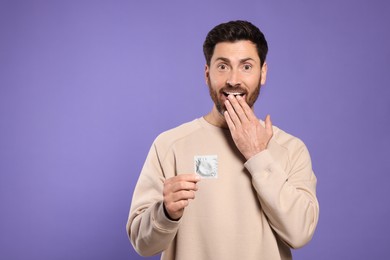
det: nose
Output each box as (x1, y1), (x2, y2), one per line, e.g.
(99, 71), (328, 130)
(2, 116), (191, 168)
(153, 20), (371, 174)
(226, 69), (241, 87)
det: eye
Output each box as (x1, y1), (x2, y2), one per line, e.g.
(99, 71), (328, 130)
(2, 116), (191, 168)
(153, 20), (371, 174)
(217, 63), (229, 71)
(242, 64), (252, 71)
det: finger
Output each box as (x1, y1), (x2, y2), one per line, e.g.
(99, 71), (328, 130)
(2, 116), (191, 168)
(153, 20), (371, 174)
(224, 99), (241, 126)
(165, 174), (200, 185)
(169, 200), (189, 214)
(164, 174), (200, 196)
(171, 190), (196, 202)
(171, 200), (189, 211)
(236, 95), (257, 121)
(265, 114), (273, 135)
(224, 110), (236, 131)
(179, 173), (201, 183)
(164, 200), (187, 220)
(166, 181), (199, 194)
(227, 95), (249, 123)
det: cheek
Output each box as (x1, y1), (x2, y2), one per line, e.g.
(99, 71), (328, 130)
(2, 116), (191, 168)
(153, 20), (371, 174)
(209, 72), (226, 84)
(212, 79), (221, 87)
(208, 77), (221, 89)
(212, 76), (227, 88)
(248, 74), (262, 87)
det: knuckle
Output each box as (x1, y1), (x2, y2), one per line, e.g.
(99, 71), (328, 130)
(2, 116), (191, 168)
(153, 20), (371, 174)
(176, 182), (187, 190)
(163, 186), (170, 196)
(180, 200), (189, 207)
(165, 202), (174, 211)
(179, 190), (189, 198)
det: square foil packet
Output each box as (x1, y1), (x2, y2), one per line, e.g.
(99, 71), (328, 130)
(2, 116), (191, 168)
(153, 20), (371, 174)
(194, 155), (218, 179)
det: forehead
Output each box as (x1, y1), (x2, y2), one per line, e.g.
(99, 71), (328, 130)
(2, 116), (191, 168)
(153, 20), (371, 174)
(211, 40), (259, 63)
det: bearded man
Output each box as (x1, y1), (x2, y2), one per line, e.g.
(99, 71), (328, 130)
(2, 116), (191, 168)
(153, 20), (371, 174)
(126, 20), (319, 260)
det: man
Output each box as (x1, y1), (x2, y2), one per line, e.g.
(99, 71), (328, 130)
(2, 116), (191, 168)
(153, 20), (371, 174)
(126, 20), (319, 260)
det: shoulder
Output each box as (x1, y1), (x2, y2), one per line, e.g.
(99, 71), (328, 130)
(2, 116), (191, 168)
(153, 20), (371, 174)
(269, 124), (311, 164)
(153, 118), (203, 151)
(272, 125), (306, 149)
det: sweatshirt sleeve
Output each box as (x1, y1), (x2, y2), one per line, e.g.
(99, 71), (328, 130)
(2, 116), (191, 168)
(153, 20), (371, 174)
(244, 137), (319, 249)
(126, 143), (180, 256)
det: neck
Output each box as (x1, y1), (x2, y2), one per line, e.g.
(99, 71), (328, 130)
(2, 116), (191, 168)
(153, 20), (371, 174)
(204, 106), (228, 128)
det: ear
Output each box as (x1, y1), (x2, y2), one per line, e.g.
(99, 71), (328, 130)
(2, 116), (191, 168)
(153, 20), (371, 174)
(205, 64), (210, 85)
(260, 61), (268, 85)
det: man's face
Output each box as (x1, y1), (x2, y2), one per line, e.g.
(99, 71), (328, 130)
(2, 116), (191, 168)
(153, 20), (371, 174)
(205, 40), (267, 115)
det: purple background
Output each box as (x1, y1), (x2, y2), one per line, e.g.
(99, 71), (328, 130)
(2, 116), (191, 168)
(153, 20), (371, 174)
(1, 1), (389, 259)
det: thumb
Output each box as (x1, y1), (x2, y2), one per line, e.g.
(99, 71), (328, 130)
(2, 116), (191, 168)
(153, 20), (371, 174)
(265, 114), (273, 135)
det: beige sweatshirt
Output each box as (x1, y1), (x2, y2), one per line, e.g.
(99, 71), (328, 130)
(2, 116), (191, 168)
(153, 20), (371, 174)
(127, 117), (319, 260)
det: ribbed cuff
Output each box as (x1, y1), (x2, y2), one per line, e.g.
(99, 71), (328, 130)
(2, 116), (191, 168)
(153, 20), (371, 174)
(244, 150), (274, 179)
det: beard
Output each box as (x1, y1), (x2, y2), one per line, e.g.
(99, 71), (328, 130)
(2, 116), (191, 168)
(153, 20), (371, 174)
(207, 77), (262, 115)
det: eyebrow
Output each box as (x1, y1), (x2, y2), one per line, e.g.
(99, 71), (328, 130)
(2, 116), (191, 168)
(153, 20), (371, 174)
(214, 57), (257, 63)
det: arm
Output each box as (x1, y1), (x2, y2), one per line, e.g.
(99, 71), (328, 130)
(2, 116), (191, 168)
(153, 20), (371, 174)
(224, 95), (319, 248)
(126, 144), (178, 256)
(245, 139), (319, 248)
(126, 143), (200, 256)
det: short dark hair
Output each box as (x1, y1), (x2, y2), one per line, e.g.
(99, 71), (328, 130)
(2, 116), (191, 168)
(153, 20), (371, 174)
(203, 20), (268, 66)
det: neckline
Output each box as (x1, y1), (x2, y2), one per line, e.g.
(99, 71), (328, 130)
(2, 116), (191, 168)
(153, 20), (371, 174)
(198, 117), (230, 133)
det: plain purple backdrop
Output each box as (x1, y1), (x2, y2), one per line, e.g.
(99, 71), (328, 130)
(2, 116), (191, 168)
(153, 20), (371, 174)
(1, 0), (389, 259)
